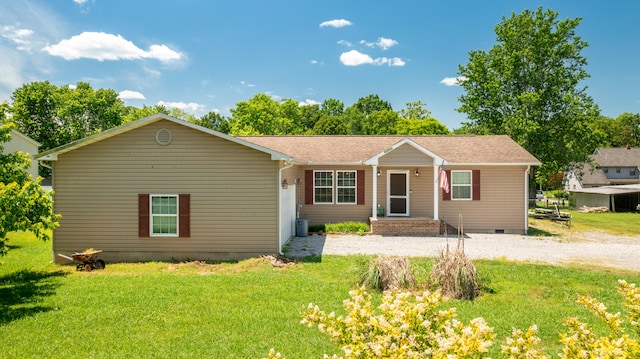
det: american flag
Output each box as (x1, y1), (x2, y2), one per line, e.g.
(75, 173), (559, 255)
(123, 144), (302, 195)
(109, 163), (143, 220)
(439, 165), (449, 194)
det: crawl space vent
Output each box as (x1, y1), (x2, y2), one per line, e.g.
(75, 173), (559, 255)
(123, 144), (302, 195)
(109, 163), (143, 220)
(155, 129), (172, 145)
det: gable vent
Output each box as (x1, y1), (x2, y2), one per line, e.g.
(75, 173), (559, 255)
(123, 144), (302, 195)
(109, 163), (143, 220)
(155, 129), (172, 145)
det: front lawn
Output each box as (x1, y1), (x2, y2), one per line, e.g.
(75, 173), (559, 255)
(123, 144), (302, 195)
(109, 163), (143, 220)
(1, 232), (639, 358)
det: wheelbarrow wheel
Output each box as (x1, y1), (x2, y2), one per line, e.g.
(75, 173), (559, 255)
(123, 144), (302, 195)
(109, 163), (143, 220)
(84, 263), (92, 272)
(95, 259), (105, 270)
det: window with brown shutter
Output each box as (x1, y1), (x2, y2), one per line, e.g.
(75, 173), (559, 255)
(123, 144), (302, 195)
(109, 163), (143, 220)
(139, 193), (191, 238)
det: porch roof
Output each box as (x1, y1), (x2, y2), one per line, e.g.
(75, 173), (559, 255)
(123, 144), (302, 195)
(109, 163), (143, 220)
(240, 135), (541, 165)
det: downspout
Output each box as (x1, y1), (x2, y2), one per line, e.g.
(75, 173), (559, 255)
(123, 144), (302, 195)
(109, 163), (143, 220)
(524, 166), (530, 235)
(278, 160), (294, 255)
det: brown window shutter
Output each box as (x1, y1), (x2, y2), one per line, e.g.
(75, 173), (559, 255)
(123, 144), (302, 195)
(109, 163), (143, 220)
(472, 170), (481, 201)
(138, 194), (150, 237)
(443, 170), (451, 201)
(305, 170), (313, 205)
(357, 169), (365, 205)
(179, 194), (191, 238)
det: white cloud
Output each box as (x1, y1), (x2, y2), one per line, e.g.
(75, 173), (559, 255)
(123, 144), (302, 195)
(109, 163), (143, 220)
(319, 19), (352, 28)
(240, 81), (255, 87)
(310, 59), (324, 65)
(360, 37), (398, 50)
(337, 39), (352, 47)
(376, 37), (398, 50)
(340, 50), (373, 66)
(118, 90), (145, 100)
(440, 76), (467, 86)
(339, 50), (405, 67)
(73, 0), (88, 4)
(299, 99), (320, 106)
(42, 32), (183, 63)
(157, 100), (205, 113)
(1, 25), (35, 51)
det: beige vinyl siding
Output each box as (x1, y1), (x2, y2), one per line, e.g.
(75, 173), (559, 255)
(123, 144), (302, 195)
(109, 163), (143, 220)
(375, 167), (434, 218)
(439, 166), (528, 233)
(378, 144), (434, 166)
(52, 120), (279, 262)
(297, 166), (372, 225)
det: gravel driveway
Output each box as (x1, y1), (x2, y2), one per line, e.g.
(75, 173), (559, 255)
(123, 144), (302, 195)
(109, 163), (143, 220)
(285, 233), (640, 272)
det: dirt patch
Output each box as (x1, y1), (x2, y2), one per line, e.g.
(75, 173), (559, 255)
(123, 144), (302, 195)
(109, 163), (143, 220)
(167, 255), (296, 274)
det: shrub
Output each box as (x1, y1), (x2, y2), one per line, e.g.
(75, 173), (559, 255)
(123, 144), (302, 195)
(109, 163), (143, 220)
(300, 288), (495, 358)
(325, 221), (369, 234)
(308, 224), (326, 233)
(267, 280), (640, 358)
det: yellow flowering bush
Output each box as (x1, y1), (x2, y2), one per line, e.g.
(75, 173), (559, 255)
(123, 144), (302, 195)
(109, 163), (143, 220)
(558, 279), (640, 358)
(265, 280), (640, 358)
(300, 287), (494, 358)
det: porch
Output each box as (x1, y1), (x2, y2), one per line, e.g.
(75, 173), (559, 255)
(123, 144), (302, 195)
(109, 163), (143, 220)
(369, 217), (456, 236)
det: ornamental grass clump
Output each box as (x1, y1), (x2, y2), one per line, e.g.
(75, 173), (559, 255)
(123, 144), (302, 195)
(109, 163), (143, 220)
(430, 240), (479, 300)
(357, 256), (416, 291)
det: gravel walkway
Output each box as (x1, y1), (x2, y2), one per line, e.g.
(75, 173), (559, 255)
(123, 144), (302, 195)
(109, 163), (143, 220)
(285, 233), (640, 272)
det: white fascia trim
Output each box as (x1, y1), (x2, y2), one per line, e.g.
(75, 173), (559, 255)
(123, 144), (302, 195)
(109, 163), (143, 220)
(306, 161), (365, 166)
(34, 113), (296, 162)
(364, 138), (444, 165)
(446, 162), (542, 166)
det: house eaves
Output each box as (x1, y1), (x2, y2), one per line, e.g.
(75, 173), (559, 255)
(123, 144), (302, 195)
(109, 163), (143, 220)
(364, 138), (444, 165)
(35, 113), (294, 162)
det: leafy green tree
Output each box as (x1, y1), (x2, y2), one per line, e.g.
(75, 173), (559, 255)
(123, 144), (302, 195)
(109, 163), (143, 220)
(395, 118), (449, 135)
(361, 109), (398, 135)
(353, 94), (392, 115)
(398, 100), (432, 120)
(342, 106), (366, 134)
(396, 101), (449, 135)
(10, 81), (61, 150)
(613, 112), (640, 147)
(320, 98), (344, 117)
(457, 7), (602, 183)
(193, 111), (230, 133)
(0, 116), (59, 255)
(313, 115), (350, 135)
(228, 93), (304, 135)
(298, 103), (321, 132)
(11, 81), (124, 150)
(122, 104), (170, 123)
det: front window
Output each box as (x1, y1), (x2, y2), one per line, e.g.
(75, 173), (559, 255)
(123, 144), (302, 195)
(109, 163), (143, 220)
(314, 171), (333, 204)
(151, 195), (178, 236)
(451, 171), (472, 200)
(336, 171), (356, 204)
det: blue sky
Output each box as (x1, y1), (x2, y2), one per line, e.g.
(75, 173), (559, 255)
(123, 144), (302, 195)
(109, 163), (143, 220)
(1, 0), (639, 130)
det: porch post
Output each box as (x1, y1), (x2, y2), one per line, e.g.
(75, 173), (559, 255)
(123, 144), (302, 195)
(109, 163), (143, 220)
(372, 165), (378, 219)
(433, 164), (440, 220)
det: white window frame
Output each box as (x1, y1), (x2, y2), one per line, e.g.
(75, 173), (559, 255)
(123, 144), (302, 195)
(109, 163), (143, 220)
(150, 194), (179, 237)
(451, 170), (472, 201)
(313, 171), (334, 204)
(336, 170), (357, 204)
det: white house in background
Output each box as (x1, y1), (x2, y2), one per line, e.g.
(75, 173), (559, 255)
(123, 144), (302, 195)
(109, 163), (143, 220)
(3, 129), (41, 180)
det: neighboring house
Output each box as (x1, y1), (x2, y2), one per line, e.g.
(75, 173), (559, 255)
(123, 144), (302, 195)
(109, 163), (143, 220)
(3, 129), (41, 180)
(565, 147), (640, 190)
(36, 114), (540, 263)
(565, 147), (640, 212)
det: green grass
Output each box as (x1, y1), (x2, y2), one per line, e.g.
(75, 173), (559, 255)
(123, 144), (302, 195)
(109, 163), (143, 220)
(1, 232), (639, 358)
(570, 211), (640, 236)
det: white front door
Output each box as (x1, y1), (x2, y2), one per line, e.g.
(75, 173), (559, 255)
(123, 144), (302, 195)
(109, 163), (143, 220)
(387, 171), (409, 216)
